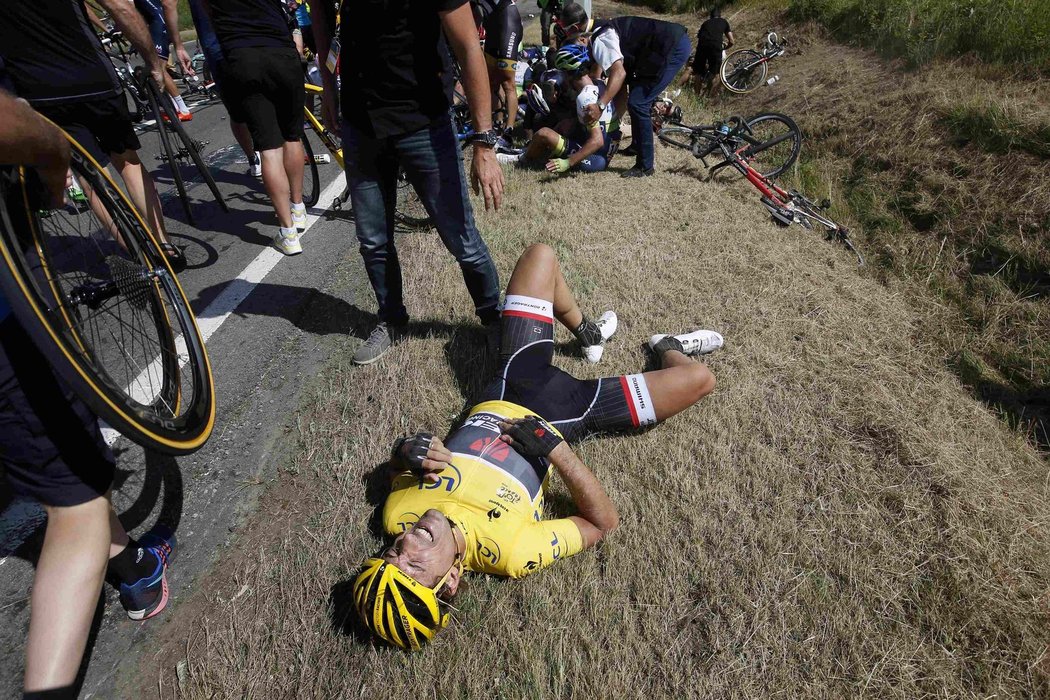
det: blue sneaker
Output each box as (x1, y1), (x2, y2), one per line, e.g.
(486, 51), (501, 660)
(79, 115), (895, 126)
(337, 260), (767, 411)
(118, 527), (177, 621)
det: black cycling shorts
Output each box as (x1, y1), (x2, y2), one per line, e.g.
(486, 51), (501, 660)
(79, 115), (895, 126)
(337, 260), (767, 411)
(477, 294), (658, 442)
(693, 44), (722, 77)
(0, 316), (115, 508)
(481, 0), (523, 69)
(134, 0), (171, 58)
(222, 46), (305, 151)
(36, 95), (141, 166)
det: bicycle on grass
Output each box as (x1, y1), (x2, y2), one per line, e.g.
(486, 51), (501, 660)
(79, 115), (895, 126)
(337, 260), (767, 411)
(720, 32), (787, 94)
(301, 83), (432, 229)
(0, 119), (215, 454)
(660, 114), (862, 264)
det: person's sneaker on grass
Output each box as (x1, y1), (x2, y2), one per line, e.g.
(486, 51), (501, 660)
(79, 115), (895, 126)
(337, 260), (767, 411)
(118, 528), (177, 621)
(353, 322), (403, 365)
(574, 310), (618, 363)
(291, 201), (307, 230)
(621, 166), (655, 178)
(648, 329), (724, 356)
(273, 226), (302, 256)
(496, 151), (523, 165)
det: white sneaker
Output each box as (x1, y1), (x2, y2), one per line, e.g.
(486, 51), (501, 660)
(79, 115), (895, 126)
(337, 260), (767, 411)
(496, 152), (523, 165)
(291, 202), (307, 230)
(648, 329), (724, 356)
(273, 226), (302, 255)
(581, 310), (618, 364)
(250, 152), (262, 177)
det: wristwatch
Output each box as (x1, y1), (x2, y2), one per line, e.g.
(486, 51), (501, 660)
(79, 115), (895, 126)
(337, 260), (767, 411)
(597, 100), (607, 111)
(466, 129), (500, 148)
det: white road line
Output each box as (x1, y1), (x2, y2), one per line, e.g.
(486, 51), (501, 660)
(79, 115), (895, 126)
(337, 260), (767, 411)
(100, 175), (347, 446)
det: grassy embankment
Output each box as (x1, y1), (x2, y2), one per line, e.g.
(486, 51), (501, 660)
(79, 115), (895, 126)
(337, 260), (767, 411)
(137, 1), (1049, 697)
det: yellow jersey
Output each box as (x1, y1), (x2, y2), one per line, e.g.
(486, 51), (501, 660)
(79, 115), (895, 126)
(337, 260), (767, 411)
(383, 400), (585, 579)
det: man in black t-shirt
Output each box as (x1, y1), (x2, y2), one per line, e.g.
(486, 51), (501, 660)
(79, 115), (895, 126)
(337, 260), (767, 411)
(204, 0), (308, 256)
(690, 7), (734, 95)
(340, 0), (505, 365)
(0, 0), (186, 268)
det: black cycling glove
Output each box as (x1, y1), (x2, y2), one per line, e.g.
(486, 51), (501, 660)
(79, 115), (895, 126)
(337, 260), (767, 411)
(502, 416), (563, 458)
(392, 432), (434, 475)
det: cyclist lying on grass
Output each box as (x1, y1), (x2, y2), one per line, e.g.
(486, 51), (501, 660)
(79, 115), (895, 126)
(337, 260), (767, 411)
(353, 242), (723, 650)
(497, 45), (621, 175)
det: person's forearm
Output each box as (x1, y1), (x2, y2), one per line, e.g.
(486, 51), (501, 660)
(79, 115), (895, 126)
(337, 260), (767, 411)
(161, 0), (184, 52)
(0, 94), (68, 169)
(443, 7), (493, 132)
(567, 127), (602, 167)
(549, 442), (618, 534)
(603, 62), (627, 106)
(98, 0), (161, 66)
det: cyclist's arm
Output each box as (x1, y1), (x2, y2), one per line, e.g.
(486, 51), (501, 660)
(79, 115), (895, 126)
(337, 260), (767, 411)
(307, 3), (339, 134)
(725, 30), (734, 49)
(83, 2), (109, 35)
(160, 0), (193, 74)
(0, 92), (71, 208)
(96, 0), (165, 81)
(548, 441), (618, 548)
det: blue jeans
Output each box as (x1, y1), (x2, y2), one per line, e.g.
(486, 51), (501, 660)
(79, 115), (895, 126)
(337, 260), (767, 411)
(343, 115), (501, 325)
(627, 33), (693, 170)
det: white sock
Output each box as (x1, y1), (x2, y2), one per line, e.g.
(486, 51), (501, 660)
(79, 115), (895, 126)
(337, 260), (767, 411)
(279, 226), (297, 237)
(173, 95), (188, 113)
(291, 201), (305, 211)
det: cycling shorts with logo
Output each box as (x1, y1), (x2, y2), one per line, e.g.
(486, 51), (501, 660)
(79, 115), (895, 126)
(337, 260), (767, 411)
(480, 0), (523, 69)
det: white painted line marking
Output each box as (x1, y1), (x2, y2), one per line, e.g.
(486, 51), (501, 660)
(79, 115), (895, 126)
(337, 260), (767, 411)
(100, 174), (346, 446)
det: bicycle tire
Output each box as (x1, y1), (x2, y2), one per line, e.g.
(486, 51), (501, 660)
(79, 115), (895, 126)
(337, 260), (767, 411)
(144, 86), (194, 224)
(300, 134), (320, 208)
(657, 125), (702, 152)
(395, 169), (432, 230)
(740, 112), (801, 179)
(721, 49), (767, 94)
(0, 127), (215, 455)
(147, 80), (228, 214)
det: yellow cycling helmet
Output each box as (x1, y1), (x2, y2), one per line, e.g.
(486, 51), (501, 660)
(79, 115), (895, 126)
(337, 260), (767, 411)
(353, 557), (459, 650)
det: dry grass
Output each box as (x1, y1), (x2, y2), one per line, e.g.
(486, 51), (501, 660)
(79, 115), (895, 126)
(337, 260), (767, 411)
(139, 4), (1050, 698)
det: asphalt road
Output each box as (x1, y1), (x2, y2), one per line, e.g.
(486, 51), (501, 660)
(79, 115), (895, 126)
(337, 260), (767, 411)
(0, 7), (546, 694)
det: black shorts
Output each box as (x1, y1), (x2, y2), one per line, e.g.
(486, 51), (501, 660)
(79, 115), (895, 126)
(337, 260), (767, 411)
(482, 0), (523, 69)
(477, 294), (658, 442)
(0, 316), (115, 508)
(36, 95), (141, 166)
(693, 44), (722, 77)
(223, 46), (305, 151)
(209, 60), (250, 124)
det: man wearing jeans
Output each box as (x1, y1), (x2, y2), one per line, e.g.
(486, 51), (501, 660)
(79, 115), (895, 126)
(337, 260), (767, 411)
(341, 0), (505, 365)
(556, 3), (691, 177)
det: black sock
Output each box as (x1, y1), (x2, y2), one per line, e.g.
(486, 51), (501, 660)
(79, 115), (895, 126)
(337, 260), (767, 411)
(573, 316), (602, 346)
(24, 686), (77, 700)
(107, 540), (157, 585)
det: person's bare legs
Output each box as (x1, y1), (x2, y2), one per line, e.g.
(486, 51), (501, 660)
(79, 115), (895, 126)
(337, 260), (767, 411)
(282, 138), (305, 205)
(260, 147), (293, 228)
(23, 496), (110, 692)
(505, 243), (585, 333)
(524, 128), (562, 162)
(110, 149), (171, 246)
(230, 121), (254, 162)
(643, 347), (716, 421)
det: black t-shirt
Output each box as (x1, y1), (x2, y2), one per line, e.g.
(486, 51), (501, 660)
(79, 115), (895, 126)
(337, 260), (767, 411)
(0, 0), (120, 106)
(697, 17), (731, 48)
(341, 0), (467, 138)
(208, 0), (295, 52)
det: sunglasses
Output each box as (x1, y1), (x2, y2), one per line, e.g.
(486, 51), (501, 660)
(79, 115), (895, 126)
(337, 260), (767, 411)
(554, 20), (586, 44)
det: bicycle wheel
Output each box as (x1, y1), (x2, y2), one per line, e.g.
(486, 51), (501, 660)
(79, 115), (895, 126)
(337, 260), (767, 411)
(146, 88), (194, 224)
(300, 134), (320, 207)
(395, 169), (431, 230)
(721, 49), (767, 94)
(657, 125), (700, 152)
(0, 127), (215, 455)
(739, 113), (801, 179)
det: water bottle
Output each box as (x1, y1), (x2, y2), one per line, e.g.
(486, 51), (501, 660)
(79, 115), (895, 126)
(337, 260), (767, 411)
(718, 123), (731, 136)
(766, 75), (780, 86)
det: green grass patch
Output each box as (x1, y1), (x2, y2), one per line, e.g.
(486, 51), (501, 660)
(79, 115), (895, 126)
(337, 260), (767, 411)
(939, 102), (1050, 159)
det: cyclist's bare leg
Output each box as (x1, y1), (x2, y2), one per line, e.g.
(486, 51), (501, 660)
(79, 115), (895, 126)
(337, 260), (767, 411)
(498, 70), (518, 131)
(282, 138), (305, 204)
(259, 147), (293, 228)
(641, 348), (715, 421)
(524, 127), (561, 161)
(230, 121), (255, 162)
(505, 243), (585, 332)
(110, 149), (172, 245)
(23, 495), (110, 692)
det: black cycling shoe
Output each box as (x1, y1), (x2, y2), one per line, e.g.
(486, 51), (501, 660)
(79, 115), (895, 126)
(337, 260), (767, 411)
(621, 166), (655, 178)
(620, 142), (638, 157)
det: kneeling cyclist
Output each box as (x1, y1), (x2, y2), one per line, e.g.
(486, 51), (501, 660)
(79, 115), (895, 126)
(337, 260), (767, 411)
(353, 242), (723, 650)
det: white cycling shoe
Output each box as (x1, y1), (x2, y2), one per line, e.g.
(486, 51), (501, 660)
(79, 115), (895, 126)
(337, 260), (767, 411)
(581, 310), (618, 364)
(648, 329), (724, 356)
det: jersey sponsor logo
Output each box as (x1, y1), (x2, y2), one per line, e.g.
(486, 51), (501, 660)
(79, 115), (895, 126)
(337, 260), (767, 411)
(486, 506), (503, 521)
(524, 553), (544, 571)
(462, 412), (502, 434)
(417, 463), (462, 494)
(551, 532), (563, 559)
(495, 484), (521, 504)
(395, 512), (421, 532)
(477, 537), (502, 565)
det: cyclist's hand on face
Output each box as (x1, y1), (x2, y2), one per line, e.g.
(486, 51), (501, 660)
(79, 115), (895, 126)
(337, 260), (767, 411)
(176, 47), (195, 76)
(546, 158), (570, 174)
(498, 416), (563, 458)
(392, 433), (453, 483)
(471, 145), (504, 211)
